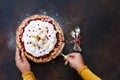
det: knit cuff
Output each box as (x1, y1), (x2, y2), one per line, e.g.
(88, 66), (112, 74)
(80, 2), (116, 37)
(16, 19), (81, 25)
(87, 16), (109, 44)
(78, 66), (88, 74)
(22, 71), (36, 80)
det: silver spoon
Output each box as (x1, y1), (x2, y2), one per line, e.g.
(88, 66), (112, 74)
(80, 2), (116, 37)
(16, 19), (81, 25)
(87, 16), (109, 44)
(75, 26), (80, 38)
(70, 30), (76, 38)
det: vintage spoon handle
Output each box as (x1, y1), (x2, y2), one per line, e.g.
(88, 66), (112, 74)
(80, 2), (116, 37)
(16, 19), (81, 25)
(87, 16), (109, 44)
(61, 53), (67, 59)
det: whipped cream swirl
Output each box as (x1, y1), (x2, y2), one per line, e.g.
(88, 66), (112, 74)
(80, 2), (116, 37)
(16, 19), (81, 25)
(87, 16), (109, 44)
(22, 20), (57, 57)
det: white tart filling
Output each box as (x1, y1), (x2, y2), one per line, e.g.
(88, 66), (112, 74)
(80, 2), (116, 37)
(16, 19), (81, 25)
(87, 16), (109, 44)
(22, 20), (57, 57)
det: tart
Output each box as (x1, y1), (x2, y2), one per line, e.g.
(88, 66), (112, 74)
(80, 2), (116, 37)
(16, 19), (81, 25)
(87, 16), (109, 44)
(16, 15), (65, 63)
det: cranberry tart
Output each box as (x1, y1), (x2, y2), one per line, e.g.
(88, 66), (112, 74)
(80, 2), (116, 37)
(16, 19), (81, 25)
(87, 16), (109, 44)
(16, 15), (65, 63)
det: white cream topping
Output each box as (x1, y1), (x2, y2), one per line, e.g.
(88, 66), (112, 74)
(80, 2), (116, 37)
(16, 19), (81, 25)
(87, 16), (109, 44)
(22, 20), (57, 57)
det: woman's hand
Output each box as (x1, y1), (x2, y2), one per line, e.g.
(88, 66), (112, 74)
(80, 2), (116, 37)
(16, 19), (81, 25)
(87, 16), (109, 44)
(65, 53), (85, 71)
(15, 48), (31, 74)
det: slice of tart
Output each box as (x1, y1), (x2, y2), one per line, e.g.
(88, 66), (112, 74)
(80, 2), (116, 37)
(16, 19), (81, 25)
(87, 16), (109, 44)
(16, 15), (65, 63)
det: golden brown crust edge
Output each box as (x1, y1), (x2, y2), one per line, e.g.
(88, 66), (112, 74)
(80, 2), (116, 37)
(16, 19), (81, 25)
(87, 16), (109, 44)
(16, 15), (65, 63)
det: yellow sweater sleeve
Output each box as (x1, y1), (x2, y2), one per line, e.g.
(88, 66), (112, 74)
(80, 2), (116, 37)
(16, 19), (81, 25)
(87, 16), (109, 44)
(78, 66), (102, 80)
(22, 71), (36, 80)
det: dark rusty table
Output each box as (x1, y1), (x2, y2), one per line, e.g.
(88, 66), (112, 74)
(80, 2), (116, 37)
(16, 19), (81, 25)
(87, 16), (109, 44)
(0, 0), (120, 80)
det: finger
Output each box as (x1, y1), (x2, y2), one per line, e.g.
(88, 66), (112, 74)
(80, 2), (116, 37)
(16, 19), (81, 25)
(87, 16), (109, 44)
(67, 54), (75, 59)
(67, 53), (75, 57)
(15, 47), (20, 60)
(21, 52), (27, 62)
(65, 55), (75, 64)
(67, 52), (80, 56)
(64, 60), (68, 65)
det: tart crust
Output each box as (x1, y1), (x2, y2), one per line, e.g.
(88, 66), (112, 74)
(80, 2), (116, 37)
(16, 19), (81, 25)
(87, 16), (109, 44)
(16, 15), (65, 63)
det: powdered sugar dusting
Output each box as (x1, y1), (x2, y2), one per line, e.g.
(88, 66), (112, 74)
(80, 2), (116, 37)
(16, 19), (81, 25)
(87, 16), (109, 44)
(7, 31), (16, 50)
